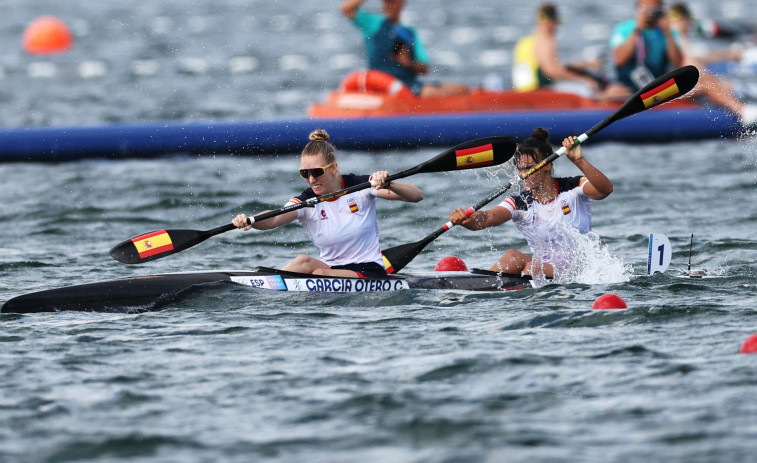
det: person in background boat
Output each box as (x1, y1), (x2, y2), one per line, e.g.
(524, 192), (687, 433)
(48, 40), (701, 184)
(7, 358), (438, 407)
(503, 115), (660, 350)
(513, 3), (630, 99)
(668, 2), (757, 127)
(232, 129), (423, 278)
(340, 0), (470, 97)
(448, 128), (613, 279)
(669, 3), (743, 64)
(610, 0), (684, 92)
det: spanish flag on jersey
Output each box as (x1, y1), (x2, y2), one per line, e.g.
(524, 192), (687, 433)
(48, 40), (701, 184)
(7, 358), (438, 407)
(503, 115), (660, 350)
(131, 230), (174, 258)
(455, 143), (494, 169)
(640, 78), (680, 109)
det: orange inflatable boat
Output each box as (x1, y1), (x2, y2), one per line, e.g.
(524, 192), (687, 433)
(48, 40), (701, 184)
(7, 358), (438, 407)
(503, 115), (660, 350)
(308, 70), (698, 119)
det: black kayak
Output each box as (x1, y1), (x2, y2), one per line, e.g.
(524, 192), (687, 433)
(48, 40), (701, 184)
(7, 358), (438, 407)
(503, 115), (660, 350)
(1, 267), (533, 314)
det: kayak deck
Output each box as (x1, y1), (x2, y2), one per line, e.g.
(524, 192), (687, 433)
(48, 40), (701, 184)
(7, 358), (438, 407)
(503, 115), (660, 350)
(1, 267), (532, 314)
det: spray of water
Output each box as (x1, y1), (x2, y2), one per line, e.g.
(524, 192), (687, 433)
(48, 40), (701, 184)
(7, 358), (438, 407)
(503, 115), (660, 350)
(491, 159), (631, 286)
(529, 225), (631, 286)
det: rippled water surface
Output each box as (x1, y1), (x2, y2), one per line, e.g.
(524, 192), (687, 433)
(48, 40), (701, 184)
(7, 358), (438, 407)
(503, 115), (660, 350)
(2, 1), (757, 462)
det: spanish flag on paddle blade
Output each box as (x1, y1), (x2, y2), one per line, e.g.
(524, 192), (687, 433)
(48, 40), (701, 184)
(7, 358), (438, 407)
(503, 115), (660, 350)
(640, 78), (680, 109)
(455, 143), (494, 169)
(131, 230), (174, 259)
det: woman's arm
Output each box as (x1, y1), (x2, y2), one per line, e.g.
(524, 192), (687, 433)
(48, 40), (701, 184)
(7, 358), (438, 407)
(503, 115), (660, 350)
(449, 205), (511, 231)
(372, 170), (424, 202)
(536, 36), (599, 90)
(232, 210), (298, 231)
(340, 0), (366, 19)
(562, 136), (613, 200)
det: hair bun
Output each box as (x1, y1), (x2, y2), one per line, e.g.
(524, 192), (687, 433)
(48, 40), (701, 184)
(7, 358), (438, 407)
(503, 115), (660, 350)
(531, 127), (549, 143)
(309, 129), (330, 142)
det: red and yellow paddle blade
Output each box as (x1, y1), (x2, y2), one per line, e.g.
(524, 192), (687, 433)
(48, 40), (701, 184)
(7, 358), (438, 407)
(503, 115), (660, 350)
(412, 136), (517, 174)
(109, 226), (231, 264)
(640, 77), (682, 109)
(455, 142), (496, 169)
(130, 230), (175, 259)
(586, 65), (700, 138)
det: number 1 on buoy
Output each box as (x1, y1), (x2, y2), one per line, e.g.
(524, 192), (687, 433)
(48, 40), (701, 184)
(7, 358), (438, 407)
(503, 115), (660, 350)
(648, 234), (672, 275)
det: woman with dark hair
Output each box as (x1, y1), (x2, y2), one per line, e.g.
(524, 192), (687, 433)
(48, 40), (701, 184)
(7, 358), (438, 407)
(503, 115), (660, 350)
(233, 129), (423, 278)
(448, 128), (613, 279)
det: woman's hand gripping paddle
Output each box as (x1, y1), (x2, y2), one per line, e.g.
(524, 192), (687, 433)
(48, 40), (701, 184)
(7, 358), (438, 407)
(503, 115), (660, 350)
(110, 136), (518, 264)
(381, 65), (700, 274)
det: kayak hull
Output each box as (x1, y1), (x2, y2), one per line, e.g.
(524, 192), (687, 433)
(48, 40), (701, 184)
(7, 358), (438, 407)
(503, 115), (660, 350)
(1, 268), (533, 314)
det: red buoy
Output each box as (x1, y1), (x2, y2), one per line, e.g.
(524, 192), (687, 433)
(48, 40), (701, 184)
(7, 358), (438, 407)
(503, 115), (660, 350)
(740, 334), (757, 354)
(434, 256), (468, 271)
(23, 16), (73, 55)
(592, 293), (628, 310)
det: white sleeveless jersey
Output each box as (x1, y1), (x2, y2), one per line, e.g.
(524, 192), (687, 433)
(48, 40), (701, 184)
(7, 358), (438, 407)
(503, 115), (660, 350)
(286, 174), (383, 267)
(498, 176), (592, 266)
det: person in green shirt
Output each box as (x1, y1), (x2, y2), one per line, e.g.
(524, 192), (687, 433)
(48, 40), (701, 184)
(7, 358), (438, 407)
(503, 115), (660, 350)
(341, 0), (469, 97)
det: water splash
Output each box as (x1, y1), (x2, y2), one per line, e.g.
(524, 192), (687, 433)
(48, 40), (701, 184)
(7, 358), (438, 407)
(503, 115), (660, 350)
(530, 225), (631, 287)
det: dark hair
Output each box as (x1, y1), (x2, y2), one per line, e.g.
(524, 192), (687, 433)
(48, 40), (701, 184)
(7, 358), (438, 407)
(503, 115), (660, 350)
(516, 127), (553, 164)
(302, 129), (337, 164)
(669, 2), (691, 19)
(538, 3), (559, 22)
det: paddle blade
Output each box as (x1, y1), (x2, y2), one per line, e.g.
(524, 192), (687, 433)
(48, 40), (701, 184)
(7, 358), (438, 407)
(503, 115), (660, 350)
(110, 228), (219, 264)
(590, 65), (699, 136)
(381, 240), (427, 275)
(382, 229), (444, 274)
(414, 136), (517, 174)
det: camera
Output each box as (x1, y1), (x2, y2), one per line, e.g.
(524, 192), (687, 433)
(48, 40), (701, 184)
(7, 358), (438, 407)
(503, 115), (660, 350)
(649, 8), (664, 20)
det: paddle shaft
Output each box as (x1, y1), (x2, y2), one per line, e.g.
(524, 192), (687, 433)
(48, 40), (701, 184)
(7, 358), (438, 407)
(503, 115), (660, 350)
(248, 135), (517, 224)
(248, 168), (421, 225)
(433, 182), (514, 237)
(177, 159), (449, 239)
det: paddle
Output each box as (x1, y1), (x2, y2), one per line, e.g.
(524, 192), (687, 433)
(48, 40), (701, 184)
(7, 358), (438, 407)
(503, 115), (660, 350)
(381, 65), (700, 274)
(382, 184), (513, 273)
(520, 65), (699, 178)
(110, 136), (517, 264)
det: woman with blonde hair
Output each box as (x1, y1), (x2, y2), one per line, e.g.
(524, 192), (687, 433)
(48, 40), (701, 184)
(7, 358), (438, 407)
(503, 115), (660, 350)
(233, 129), (423, 278)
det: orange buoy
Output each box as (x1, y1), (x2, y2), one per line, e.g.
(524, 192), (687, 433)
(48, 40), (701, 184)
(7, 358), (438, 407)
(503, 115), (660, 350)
(23, 16), (73, 55)
(592, 293), (628, 310)
(740, 334), (757, 354)
(434, 256), (468, 272)
(340, 70), (415, 97)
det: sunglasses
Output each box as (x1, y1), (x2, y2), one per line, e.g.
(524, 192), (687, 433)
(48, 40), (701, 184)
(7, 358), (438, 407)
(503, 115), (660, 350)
(299, 162), (334, 179)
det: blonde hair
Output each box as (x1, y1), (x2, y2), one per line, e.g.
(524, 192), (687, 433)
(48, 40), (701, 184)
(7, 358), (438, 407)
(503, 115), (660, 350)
(302, 129), (337, 164)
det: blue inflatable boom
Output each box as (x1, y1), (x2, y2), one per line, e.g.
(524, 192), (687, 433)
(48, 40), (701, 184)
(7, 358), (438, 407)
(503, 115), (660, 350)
(0, 107), (742, 162)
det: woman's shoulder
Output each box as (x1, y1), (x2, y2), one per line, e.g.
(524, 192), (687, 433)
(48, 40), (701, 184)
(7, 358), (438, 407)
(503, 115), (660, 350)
(556, 176), (584, 192)
(343, 173), (371, 187)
